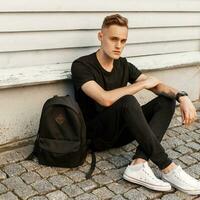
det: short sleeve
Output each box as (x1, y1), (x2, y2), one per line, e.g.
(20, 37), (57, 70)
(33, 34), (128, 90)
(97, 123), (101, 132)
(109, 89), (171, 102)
(128, 62), (142, 83)
(71, 60), (94, 90)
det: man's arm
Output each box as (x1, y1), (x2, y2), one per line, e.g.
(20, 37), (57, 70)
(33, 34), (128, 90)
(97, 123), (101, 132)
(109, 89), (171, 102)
(81, 76), (160, 107)
(136, 74), (197, 126)
(81, 80), (145, 107)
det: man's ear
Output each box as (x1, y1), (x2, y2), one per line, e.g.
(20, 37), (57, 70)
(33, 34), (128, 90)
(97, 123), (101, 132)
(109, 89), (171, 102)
(98, 31), (103, 42)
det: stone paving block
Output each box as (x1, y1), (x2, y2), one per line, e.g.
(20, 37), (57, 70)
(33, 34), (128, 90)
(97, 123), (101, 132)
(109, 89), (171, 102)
(185, 142), (200, 151)
(122, 151), (134, 162)
(111, 194), (126, 200)
(185, 163), (200, 177)
(79, 164), (101, 176)
(92, 174), (113, 186)
(166, 137), (185, 149)
(20, 161), (41, 172)
(124, 188), (147, 200)
(77, 179), (98, 192)
(46, 190), (68, 200)
(109, 148), (127, 156)
(187, 131), (200, 140)
(96, 160), (115, 171)
(190, 152), (200, 161)
(0, 170), (7, 180)
(48, 174), (73, 188)
(65, 170), (86, 183)
(169, 118), (181, 128)
(28, 196), (48, 200)
(0, 150), (24, 166)
(166, 149), (181, 159)
(173, 159), (187, 169)
(160, 141), (171, 150)
(21, 171), (42, 184)
(179, 155), (198, 166)
(109, 156), (130, 168)
(2, 176), (37, 200)
(184, 124), (199, 131)
(137, 187), (162, 199)
(161, 193), (182, 200)
(75, 193), (98, 200)
(195, 129), (200, 134)
(0, 183), (8, 194)
(174, 190), (195, 200)
(117, 179), (138, 190)
(37, 167), (58, 178)
(122, 143), (136, 152)
(0, 191), (18, 200)
(104, 168), (124, 181)
(31, 179), (56, 194)
(192, 122), (200, 129)
(2, 176), (26, 190)
(161, 134), (171, 140)
(172, 127), (190, 134)
(165, 129), (181, 137)
(14, 185), (38, 200)
(97, 151), (113, 159)
(175, 145), (193, 154)
(178, 133), (194, 143)
(107, 182), (129, 194)
(62, 184), (84, 198)
(3, 163), (26, 177)
(92, 186), (115, 200)
(52, 167), (71, 174)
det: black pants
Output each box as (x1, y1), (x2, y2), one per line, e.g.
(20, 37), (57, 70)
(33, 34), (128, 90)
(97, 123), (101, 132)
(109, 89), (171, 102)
(87, 95), (176, 170)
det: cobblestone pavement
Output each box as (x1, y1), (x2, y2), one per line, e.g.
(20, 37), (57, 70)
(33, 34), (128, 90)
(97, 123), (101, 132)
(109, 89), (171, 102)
(0, 101), (200, 200)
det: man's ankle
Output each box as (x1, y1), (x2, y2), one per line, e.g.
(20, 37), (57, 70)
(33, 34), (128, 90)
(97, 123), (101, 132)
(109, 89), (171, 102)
(161, 162), (177, 174)
(131, 158), (146, 165)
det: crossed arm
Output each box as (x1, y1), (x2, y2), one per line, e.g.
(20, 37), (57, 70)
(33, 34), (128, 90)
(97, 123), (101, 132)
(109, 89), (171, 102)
(81, 73), (197, 126)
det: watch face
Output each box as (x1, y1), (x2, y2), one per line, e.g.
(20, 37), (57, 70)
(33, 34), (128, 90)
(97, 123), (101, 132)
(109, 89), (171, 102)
(180, 91), (188, 96)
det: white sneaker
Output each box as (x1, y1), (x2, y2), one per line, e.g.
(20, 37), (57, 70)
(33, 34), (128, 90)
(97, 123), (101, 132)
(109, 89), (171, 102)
(123, 162), (171, 191)
(161, 165), (200, 195)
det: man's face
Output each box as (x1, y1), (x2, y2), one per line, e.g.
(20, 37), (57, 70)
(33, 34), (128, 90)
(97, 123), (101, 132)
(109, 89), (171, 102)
(98, 25), (128, 59)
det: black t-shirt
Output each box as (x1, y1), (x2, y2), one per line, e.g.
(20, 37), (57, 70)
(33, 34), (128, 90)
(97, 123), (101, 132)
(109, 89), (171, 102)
(71, 52), (142, 123)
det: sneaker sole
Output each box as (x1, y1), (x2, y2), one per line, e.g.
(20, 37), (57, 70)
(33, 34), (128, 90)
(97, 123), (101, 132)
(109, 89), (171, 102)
(123, 173), (171, 192)
(162, 177), (200, 195)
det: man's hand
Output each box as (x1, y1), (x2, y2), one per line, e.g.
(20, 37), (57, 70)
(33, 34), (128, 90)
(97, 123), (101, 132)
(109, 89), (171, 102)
(179, 96), (197, 127)
(143, 76), (161, 89)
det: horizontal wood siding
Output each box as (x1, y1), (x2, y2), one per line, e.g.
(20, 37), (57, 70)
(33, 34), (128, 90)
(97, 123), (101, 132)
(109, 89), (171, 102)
(0, 0), (199, 73)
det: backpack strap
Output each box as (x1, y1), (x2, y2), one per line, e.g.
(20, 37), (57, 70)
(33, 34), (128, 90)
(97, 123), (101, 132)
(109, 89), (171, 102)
(85, 150), (96, 179)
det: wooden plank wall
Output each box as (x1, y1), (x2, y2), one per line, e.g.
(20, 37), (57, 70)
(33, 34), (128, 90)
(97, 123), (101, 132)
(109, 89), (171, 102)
(0, 0), (200, 71)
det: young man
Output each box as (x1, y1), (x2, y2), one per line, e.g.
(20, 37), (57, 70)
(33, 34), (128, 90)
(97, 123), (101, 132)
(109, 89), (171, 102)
(71, 14), (199, 194)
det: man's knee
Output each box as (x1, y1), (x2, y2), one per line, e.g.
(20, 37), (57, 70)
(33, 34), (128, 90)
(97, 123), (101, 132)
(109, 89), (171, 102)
(115, 95), (140, 110)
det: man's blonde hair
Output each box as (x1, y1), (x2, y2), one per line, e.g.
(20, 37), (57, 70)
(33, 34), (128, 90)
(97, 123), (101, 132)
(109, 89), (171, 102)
(101, 14), (128, 29)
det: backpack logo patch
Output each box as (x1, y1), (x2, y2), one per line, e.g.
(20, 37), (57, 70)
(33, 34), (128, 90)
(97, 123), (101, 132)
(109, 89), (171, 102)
(55, 113), (65, 125)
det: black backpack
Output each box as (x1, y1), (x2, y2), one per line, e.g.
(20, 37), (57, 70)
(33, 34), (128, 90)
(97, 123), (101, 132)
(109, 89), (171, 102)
(26, 95), (96, 179)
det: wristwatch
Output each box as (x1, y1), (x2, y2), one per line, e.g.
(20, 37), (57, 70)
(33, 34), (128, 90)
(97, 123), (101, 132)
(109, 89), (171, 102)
(175, 91), (188, 102)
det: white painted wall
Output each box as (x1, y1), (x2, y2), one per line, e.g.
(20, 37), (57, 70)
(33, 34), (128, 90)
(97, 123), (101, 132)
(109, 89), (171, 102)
(0, 0), (200, 69)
